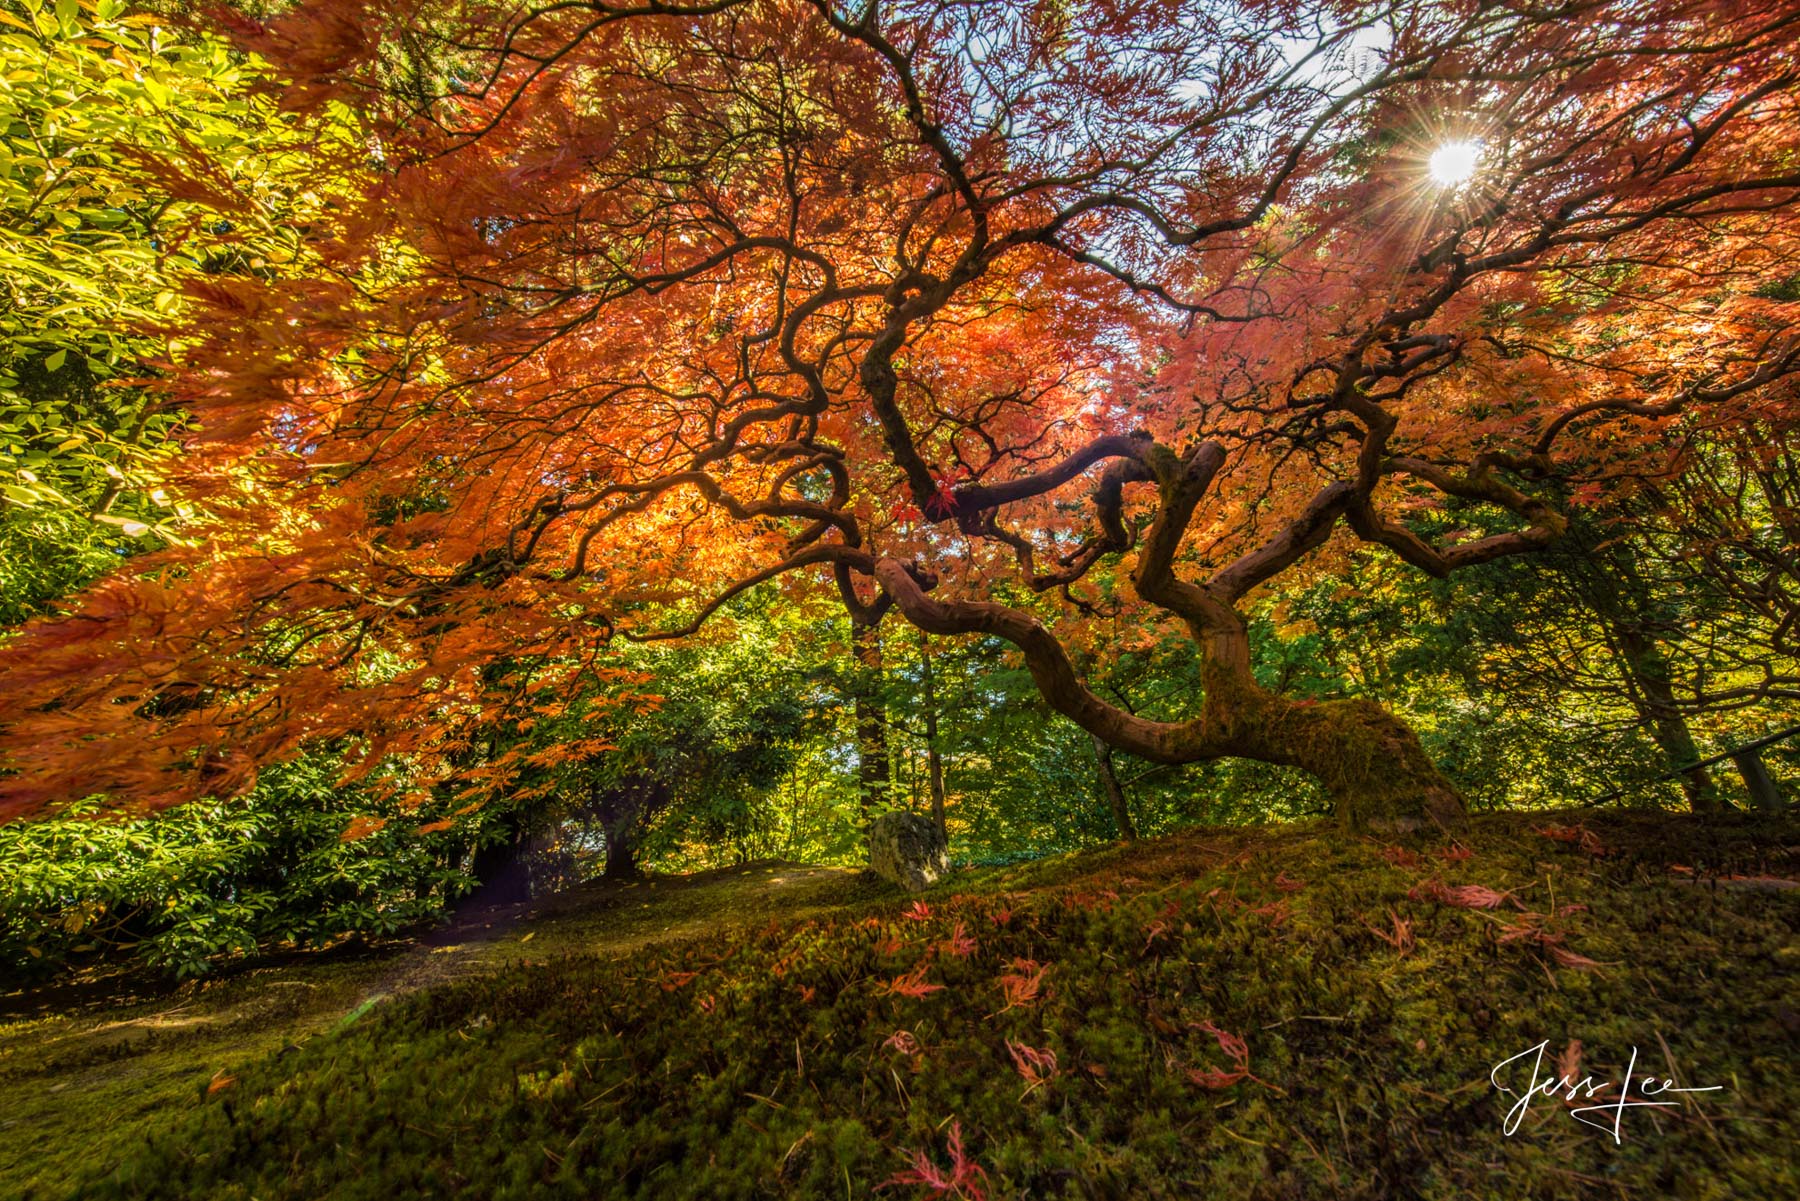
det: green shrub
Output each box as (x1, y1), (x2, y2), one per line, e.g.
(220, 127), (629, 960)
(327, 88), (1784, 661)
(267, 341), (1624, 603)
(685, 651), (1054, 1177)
(0, 754), (471, 981)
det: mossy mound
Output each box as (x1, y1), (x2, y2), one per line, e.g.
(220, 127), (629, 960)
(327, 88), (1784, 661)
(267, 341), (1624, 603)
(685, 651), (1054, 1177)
(24, 811), (1800, 1200)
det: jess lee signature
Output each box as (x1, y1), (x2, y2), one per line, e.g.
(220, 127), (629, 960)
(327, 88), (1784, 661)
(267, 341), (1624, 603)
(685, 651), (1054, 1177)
(1489, 1040), (1723, 1144)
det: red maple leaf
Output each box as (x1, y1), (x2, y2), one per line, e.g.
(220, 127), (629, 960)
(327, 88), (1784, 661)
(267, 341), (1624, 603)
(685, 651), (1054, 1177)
(883, 1122), (988, 1200)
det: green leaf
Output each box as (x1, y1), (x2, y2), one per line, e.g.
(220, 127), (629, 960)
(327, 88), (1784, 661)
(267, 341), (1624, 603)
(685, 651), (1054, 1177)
(43, 349), (66, 372)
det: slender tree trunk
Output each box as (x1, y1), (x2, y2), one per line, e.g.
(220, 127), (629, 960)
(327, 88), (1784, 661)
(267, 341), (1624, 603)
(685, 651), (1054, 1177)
(851, 614), (889, 828)
(1731, 748), (1787, 812)
(1649, 709), (1722, 814)
(1092, 733), (1137, 840)
(784, 766), (804, 860)
(920, 630), (948, 842)
(1617, 628), (1722, 813)
(426, 837), (463, 903)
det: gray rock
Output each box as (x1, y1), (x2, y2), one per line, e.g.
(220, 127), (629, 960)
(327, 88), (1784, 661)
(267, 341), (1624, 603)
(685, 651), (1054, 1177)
(868, 812), (949, 892)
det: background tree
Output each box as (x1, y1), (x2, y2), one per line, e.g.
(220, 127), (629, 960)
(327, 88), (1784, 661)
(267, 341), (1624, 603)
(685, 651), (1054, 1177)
(564, 634), (822, 880)
(459, 599), (828, 889)
(1447, 476), (1800, 812)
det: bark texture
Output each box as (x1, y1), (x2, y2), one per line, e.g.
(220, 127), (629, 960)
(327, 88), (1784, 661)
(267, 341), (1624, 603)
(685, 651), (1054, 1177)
(1209, 678), (1467, 831)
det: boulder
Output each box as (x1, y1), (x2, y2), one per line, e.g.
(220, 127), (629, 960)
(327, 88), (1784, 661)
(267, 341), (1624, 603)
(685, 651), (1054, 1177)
(868, 812), (949, 892)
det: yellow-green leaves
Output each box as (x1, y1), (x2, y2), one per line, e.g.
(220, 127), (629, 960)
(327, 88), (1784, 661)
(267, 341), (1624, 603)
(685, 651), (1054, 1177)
(0, 1), (341, 543)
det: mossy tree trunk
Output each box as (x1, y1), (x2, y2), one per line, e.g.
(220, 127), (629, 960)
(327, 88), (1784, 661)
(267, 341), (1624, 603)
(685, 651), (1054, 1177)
(878, 562), (1468, 831)
(1216, 682), (1465, 829)
(872, 437), (1472, 833)
(1616, 627), (1723, 813)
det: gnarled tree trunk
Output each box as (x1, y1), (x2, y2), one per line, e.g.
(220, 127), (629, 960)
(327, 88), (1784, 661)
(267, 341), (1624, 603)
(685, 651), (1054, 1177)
(873, 505), (1468, 833)
(1195, 662), (1466, 830)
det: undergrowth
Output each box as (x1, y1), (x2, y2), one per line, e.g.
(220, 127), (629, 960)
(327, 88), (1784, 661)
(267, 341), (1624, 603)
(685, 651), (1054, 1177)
(15, 811), (1800, 1200)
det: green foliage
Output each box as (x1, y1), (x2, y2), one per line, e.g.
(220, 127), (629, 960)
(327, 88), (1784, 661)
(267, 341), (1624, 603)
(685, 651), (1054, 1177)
(0, 598), (843, 981)
(0, 504), (124, 622)
(0, 0), (349, 533)
(25, 811), (1795, 1200)
(0, 754), (469, 981)
(607, 632), (826, 863)
(895, 628), (1326, 858)
(1272, 515), (1800, 814)
(469, 601), (836, 879)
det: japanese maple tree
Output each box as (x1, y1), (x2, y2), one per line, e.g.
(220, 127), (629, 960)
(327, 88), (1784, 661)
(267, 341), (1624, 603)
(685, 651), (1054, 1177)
(2, 0), (1798, 829)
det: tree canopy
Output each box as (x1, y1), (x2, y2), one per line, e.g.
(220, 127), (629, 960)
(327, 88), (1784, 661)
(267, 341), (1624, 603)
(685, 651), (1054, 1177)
(0, 0), (1797, 839)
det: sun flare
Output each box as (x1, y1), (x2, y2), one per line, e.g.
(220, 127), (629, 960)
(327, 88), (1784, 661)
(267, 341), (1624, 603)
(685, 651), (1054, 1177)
(1428, 139), (1483, 186)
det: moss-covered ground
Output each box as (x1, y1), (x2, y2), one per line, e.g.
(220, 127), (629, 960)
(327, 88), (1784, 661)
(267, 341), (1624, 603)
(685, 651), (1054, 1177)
(3, 810), (1795, 1200)
(0, 863), (876, 1196)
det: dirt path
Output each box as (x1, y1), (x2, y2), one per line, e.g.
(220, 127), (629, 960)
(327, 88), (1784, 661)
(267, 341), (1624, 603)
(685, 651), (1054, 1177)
(0, 861), (869, 1196)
